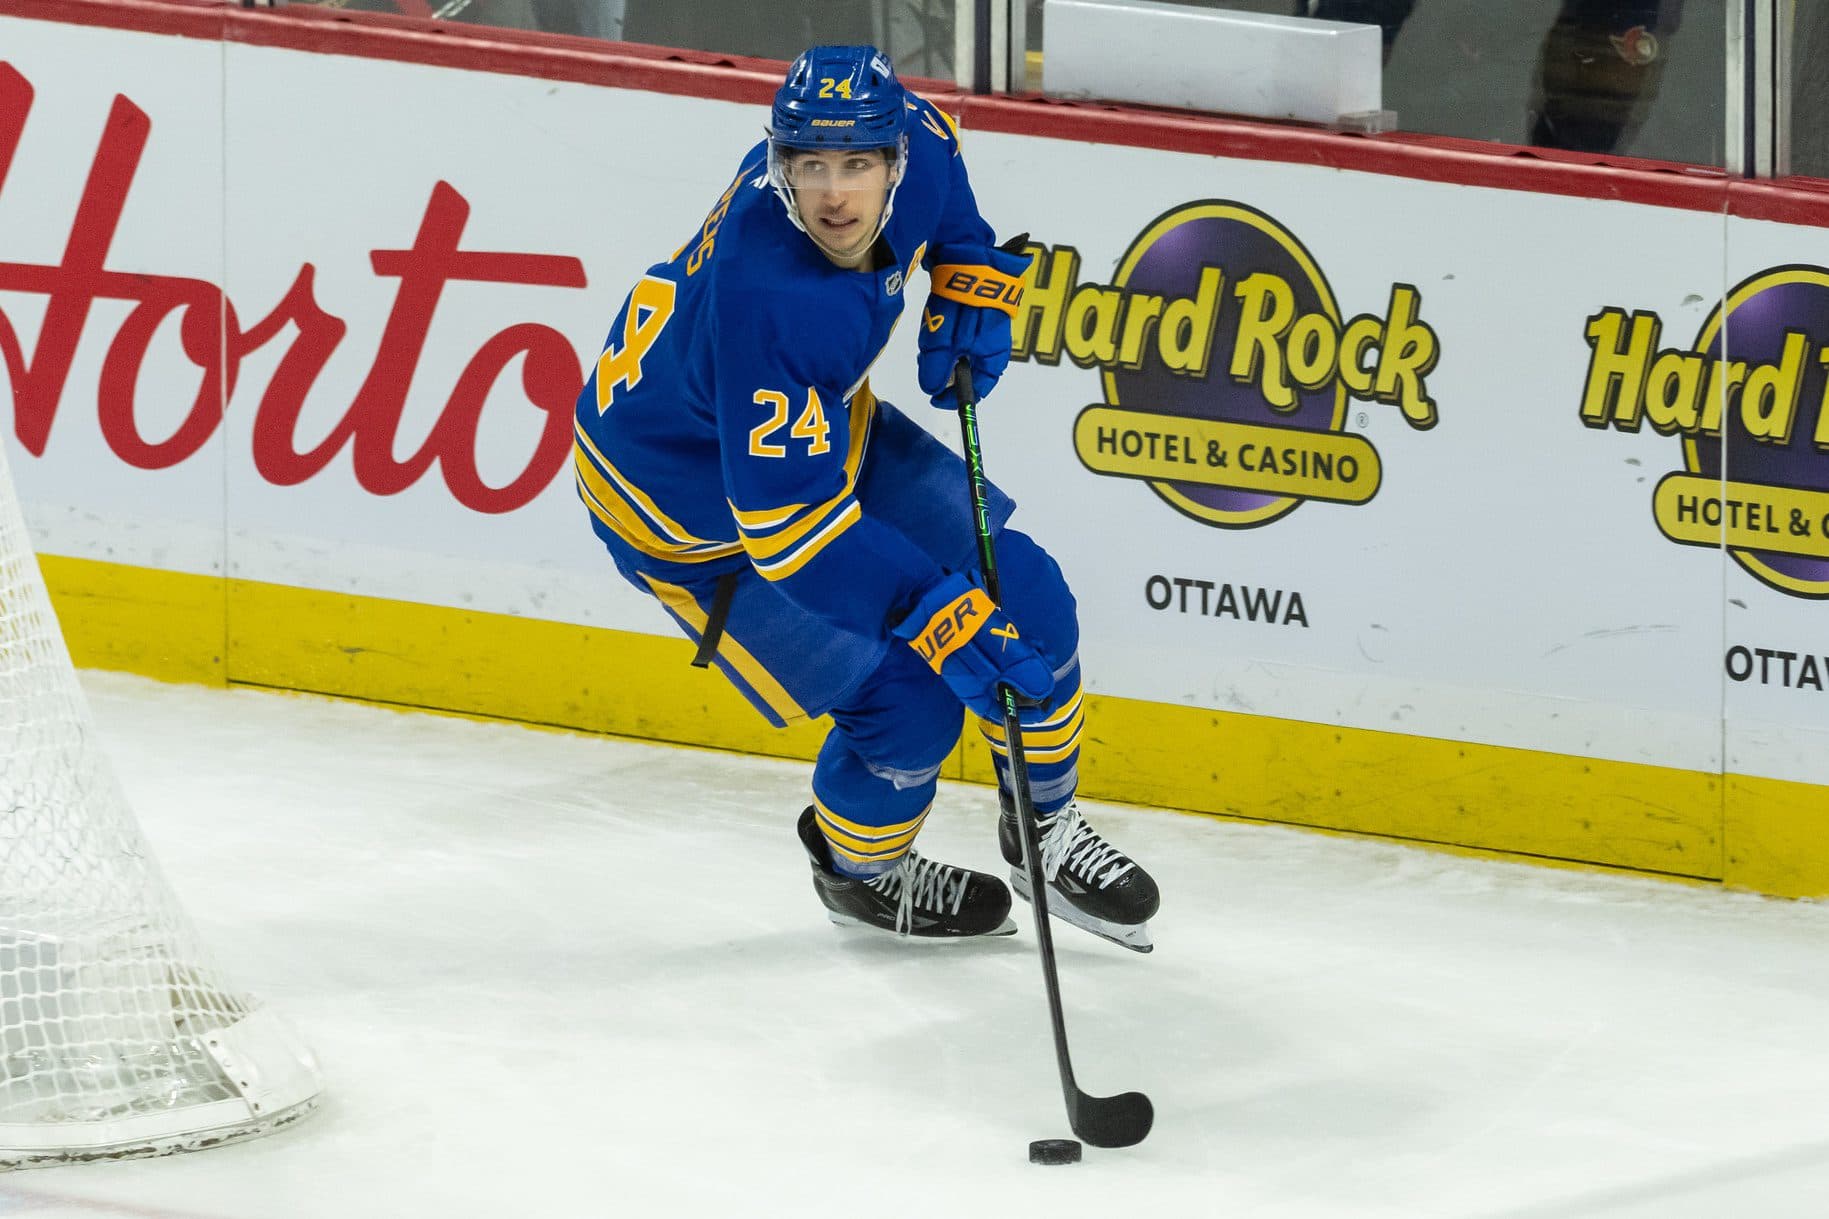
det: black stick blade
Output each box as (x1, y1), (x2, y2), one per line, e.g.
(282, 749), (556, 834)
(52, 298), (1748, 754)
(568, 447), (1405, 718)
(1070, 1088), (1154, 1149)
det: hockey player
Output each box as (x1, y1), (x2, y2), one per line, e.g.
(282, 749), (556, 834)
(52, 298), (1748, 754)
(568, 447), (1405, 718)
(572, 45), (1159, 950)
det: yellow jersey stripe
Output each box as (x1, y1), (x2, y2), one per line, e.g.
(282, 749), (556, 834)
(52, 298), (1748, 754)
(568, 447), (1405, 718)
(726, 383), (876, 549)
(751, 500), (863, 581)
(575, 448), (743, 561)
(576, 468), (691, 563)
(841, 369), (882, 423)
(639, 574), (807, 723)
(730, 501), (808, 531)
(844, 382), (874, 471)
(736, 490), (855, 561)
(574, 422), (723, 549)
(574, 440), (709, 555)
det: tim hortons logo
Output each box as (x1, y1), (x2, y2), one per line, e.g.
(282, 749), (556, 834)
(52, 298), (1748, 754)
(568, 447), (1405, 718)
(0, 64), (588, 514)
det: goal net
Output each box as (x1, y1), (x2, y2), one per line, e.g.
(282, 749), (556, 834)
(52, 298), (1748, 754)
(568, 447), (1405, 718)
(0, 445), (321, 1169)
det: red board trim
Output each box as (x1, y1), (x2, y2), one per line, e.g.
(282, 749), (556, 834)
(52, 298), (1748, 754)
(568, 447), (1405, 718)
(13, 0), (1829, 228)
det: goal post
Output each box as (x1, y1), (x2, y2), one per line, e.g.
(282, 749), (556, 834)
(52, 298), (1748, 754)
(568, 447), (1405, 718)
(0, 444), (322, 1169)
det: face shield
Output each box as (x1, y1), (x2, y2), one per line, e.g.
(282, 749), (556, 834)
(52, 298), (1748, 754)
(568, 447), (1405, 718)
(766, 140), (906, 264)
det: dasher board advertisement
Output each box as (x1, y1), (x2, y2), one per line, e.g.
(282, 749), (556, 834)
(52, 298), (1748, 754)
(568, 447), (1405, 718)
(4, 6), (1827, 888)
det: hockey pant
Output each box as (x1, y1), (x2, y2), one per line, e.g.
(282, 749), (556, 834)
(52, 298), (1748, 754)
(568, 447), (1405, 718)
(814, 529), (1082, 877)
(637, 528), (1082, 879)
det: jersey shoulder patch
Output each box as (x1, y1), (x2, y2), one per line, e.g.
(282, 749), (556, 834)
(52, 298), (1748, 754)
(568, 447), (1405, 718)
(908, 93), (962, 150)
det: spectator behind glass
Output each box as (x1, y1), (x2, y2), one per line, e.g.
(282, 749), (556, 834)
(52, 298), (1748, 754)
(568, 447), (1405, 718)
(1298, 0), (1685, 156)
(1531, 1), (1685, 154)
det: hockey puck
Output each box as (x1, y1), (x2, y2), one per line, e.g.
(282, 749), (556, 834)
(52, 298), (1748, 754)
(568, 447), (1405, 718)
(1028, 1138), (1082, 1165)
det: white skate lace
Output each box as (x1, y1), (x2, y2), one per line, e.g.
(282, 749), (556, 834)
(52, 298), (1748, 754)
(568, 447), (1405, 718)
(866, 850), (968, 934)
(1039, 803), (1135, 890)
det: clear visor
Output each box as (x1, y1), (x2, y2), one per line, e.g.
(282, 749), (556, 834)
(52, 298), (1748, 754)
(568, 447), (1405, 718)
(768, 145), (899, 194)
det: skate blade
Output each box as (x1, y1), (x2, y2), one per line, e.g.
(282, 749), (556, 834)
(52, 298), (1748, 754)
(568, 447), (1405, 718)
(1011, 869), (1153, 953)
(825, 911), (1019, 939)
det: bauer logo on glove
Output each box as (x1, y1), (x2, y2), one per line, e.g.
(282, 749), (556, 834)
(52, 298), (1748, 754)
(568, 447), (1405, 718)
(916, 239), (1034, 411)
(907, 584), (995, 668)
(893, 572), (1054, 720)
(935, 266), (1024, 311)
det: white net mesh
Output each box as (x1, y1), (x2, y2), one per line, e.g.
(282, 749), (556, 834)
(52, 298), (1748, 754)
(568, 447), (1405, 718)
(0, 445), (320, 1169)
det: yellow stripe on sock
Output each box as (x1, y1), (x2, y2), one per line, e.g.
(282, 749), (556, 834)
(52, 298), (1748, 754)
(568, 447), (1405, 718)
(813, 798), (928, 843)
(825, 831), (921, 865)
(980, 695), (1085, 751)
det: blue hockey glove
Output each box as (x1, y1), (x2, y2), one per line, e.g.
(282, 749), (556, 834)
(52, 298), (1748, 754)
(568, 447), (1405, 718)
(916, 241), (1033, 411)
(892, 571), (1054, 719)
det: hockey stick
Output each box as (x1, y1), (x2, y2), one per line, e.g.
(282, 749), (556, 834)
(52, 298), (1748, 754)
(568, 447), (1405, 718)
(952, 355), (1154, 1150)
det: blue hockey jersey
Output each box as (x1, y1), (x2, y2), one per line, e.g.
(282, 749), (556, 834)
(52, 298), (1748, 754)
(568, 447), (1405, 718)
(573, 95), (1004, 641)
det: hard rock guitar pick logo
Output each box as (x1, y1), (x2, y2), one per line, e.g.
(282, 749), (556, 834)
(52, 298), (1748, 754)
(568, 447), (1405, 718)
(1581, 265), (1829, 599)
(1009, 200), (1441, 528)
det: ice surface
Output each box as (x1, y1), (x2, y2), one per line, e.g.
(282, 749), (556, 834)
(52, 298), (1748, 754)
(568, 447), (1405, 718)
(4, 673), (1829, 1218)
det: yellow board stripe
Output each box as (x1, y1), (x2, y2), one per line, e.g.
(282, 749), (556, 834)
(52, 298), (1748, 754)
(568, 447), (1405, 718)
(43, 557), (1757, 896)
(638, 574), (807, 723)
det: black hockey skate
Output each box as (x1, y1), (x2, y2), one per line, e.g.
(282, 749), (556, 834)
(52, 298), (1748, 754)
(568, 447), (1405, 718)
(797, 807), (1016, 939)
(999, 794), (1159, 953)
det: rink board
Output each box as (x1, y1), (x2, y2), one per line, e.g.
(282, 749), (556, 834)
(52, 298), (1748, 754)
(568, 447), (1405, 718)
(40, 553), (1734, 889)
(4, 3), (1828, 894)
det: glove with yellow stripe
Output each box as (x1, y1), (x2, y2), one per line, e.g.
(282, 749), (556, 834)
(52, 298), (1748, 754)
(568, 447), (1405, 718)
(892, 571), (1054, 719)
(916, 239), (1032, 411)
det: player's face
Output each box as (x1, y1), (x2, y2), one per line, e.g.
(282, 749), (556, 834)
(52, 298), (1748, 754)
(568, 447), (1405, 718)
(782, 149), (893, 267)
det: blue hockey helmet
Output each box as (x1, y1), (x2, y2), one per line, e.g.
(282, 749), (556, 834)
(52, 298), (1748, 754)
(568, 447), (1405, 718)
(766, 46), (912, 252)
(768, 45), (910, 152)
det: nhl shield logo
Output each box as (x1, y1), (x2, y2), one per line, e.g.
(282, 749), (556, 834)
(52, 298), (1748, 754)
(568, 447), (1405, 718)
(885, 270), (904, 296)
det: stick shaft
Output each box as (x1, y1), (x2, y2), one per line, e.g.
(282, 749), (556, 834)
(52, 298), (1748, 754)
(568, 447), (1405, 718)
(951, 357), (1082, 1110)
